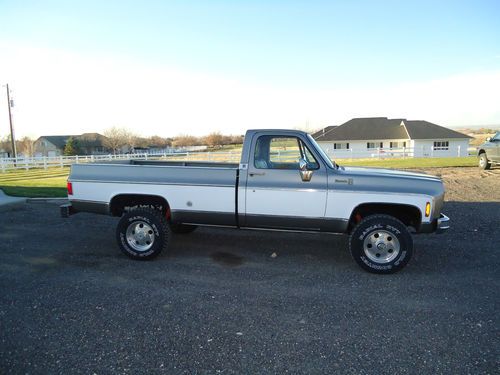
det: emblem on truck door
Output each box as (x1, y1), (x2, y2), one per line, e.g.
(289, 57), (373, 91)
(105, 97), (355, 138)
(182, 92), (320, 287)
(335, 178), (353, 185)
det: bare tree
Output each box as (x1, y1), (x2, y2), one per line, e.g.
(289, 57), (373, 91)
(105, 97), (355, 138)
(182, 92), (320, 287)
(18, 136), (36, 157)
(172, 135), (201, 148)
(204, 132), (225, 148)
(149, 135), (171, 148)
(103, 127), (132, 154)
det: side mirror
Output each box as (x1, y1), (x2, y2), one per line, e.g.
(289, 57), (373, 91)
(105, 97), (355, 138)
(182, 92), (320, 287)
(486, 137), (491, 142)
(299, 158), (313, 182)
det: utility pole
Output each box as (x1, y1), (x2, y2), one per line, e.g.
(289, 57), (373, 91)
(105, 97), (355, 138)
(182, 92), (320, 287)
(5, 84), (17, 158)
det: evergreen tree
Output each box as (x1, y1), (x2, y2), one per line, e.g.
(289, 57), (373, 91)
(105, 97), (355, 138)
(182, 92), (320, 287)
(64, 137), (80, 156)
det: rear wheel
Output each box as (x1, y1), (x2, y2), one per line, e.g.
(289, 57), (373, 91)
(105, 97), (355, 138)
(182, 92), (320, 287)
(349, 214), (413, 274)
(479, 153), (491, 170)
(116, 208), (170, 260)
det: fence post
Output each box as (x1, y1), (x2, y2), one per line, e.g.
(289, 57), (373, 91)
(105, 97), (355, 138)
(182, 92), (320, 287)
(1, 159), (4, 173)
(431, 146), (434, 157)
(377, 148), (381, 159)
(43, 157), (47, 170)
(60, 156), (64, 168)
(145, 153), (148, 160)
(457, 145), (461, 157)
(76, 155), (79, 164)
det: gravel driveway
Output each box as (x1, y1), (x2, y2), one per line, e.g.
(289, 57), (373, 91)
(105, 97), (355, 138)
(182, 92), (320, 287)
(0, 168), (499, 374)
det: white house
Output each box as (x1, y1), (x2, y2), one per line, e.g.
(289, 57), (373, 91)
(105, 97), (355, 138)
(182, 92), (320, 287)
(312, 117), (471, 159)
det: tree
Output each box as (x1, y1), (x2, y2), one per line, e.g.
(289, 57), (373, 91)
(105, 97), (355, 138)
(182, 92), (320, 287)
(64, 137), (80, 156)
(149, 135), (171, 148)
(18, 136), (36, 157)
(204, 132), (225, 148)
(172, 135), (201, 148)
(103, 127), (132, 154)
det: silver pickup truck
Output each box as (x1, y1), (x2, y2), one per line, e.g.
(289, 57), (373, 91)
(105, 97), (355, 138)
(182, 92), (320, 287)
(61, 129), (450, 274)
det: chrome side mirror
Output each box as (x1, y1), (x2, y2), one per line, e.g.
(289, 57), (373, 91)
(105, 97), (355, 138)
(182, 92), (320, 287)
(299, 158), (313, 182)
(486, 137), (491, 142)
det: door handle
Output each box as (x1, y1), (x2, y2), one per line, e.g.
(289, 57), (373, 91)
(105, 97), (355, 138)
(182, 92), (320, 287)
(249, 172), (266, 176)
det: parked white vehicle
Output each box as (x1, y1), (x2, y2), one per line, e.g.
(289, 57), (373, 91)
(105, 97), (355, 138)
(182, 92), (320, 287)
(61, 129), (450, 274)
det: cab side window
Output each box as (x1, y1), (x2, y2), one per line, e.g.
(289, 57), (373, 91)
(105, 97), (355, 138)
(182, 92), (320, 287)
(254, 136), (319, 170)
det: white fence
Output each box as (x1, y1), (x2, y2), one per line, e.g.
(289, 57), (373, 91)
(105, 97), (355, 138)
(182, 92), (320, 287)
(323, 145), (475, 160)
(0, 151), (242, 172)
(0, 146), (476, 172)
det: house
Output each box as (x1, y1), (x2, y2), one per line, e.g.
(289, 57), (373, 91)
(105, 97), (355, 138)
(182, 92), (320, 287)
(34, 133), (110, 157)
(311, 117), (472, 158)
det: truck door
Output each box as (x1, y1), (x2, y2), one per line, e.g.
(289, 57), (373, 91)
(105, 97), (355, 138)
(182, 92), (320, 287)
(492, 132), (500, 160)
(244, 134), (328, 230)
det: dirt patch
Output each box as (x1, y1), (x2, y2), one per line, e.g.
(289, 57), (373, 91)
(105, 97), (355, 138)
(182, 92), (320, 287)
(411, 167), (500, 202)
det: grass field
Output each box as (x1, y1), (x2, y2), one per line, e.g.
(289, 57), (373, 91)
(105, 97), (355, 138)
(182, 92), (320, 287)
(0, 156), (478, 198)
(0, 168), (69, 198)
(337, 156), (477, 168)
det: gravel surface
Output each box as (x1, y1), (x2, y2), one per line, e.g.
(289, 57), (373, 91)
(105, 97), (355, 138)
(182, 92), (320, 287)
(0, 167), (499, 374)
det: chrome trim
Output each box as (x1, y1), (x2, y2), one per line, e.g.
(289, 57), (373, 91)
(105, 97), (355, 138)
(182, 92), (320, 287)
(70, 180), (235, 188)
(77, 163), (239, 171)
(436, 213), (450, 234)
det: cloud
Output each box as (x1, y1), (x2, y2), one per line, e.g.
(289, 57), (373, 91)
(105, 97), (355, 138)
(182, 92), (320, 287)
(0, 43), (499, 138)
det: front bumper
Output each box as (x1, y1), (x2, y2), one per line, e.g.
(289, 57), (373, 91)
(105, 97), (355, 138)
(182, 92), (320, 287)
(436, 213), (450, 234)
(419, 213), (450, 234)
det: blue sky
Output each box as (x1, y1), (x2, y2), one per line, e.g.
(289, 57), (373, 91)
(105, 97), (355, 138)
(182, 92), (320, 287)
(0, 0), (499, 136)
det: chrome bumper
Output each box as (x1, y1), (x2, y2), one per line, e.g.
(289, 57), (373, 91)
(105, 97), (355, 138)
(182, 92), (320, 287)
(436, 213), (450, 234)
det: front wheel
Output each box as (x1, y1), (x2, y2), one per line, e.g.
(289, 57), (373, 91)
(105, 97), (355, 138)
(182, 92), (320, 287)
(116, 208), (171, 260)
(349, 214), (413, 274)
(478, 153), (491, 170)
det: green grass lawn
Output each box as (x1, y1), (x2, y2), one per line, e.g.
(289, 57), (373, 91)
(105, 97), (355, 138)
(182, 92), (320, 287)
(338, 156), (478, 168)
(0, 168), (69, 198)
(0, 157), (478, 198)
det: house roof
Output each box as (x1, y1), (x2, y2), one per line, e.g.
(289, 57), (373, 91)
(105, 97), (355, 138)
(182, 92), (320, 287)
(312, 117), (471, 141)
(77, 133), (108, 147)
(403, 121), (472, 139)
(37, 135), (76, 149)
(311, 126), (338, 141)
(37, 133), (108, 149)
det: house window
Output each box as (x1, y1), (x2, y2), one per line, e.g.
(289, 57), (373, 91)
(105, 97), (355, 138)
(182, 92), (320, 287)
(390, 141), (407, 148)
(433, 141), (449, 150)
(367, 142), (383, 149)
(334, 143), (349, 150)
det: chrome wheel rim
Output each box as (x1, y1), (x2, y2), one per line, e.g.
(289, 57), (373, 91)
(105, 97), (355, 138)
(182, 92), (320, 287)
(363, 230), (400, 264)
(126, 221), (155, 252)
(479, 156), (486, 167)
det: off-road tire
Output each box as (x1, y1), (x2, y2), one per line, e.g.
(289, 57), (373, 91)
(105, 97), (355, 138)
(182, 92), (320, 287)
(349, 214), (413, 274)
(170, 223), (198, 234)
(479, 153), (491, 170)
(116, 208), (170, 260)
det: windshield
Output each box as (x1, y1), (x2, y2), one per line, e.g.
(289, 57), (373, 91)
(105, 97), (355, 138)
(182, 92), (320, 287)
(307, 134), (336, 169)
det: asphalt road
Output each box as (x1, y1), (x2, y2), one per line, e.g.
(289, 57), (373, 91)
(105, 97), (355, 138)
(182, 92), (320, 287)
(0, 201), (499, 374)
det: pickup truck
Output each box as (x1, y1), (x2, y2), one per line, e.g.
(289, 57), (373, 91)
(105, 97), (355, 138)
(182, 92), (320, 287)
(61, 129), (450, 274)
(478, 131), (500, 169)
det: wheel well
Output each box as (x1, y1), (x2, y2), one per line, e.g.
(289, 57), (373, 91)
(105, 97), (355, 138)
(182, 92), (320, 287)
(478, 149), (486, 156)
(348, 203), (421, 232)
(110, 194), (170, 217)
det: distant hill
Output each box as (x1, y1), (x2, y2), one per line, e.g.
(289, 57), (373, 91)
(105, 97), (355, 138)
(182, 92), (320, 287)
(453, 126), (499, 147)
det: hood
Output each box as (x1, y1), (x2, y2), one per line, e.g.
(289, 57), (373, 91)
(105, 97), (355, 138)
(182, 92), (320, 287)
(333, 166), (445, 198)
(341, 166), (441, 182)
